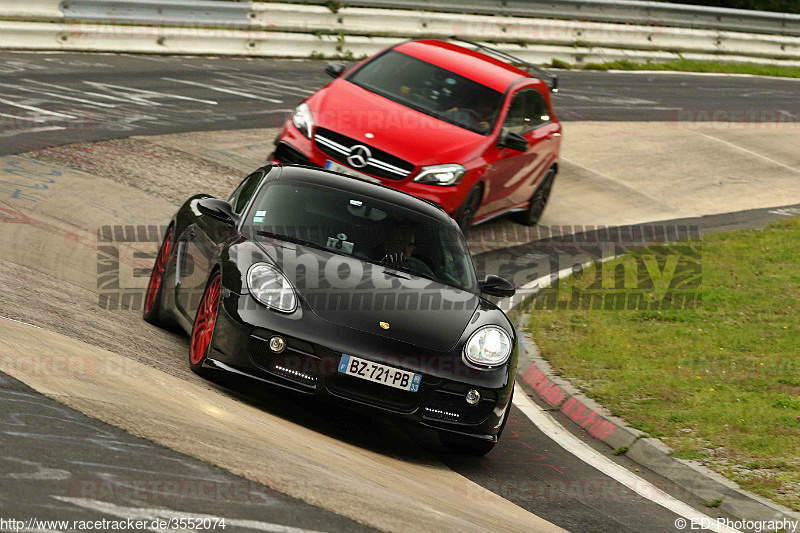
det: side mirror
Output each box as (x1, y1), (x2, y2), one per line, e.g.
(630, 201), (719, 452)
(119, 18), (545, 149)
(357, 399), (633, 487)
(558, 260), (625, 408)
(197, 198), (236, 224)
(499, 130), (528, 152)
(479, 275), (516, 298)
(325, 61), (346, 79)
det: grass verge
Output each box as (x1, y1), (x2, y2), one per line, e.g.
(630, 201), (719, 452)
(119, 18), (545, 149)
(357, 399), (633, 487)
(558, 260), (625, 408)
(526, 218), (800, 511)
(553, 58), (800, 79)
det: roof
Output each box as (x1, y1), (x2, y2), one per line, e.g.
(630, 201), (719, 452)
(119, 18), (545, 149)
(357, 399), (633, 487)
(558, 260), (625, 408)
(394, 40), (537, 93)
(271, 165), (453, 224)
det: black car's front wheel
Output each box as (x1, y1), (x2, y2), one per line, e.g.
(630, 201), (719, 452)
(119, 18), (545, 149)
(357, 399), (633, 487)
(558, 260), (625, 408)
(439, 388), (514, 456)
(189, 272), (222, 377)
(143, 227), (173, 327)
(515, 168), (555, 226)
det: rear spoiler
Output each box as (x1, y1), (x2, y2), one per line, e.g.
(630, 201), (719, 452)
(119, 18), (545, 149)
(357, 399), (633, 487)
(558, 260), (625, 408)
(449, 36), (559, 93)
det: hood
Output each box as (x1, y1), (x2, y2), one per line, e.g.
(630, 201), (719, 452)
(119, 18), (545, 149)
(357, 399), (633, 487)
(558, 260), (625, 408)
(309, 80), (488, 167)
(262, 240), (479, 353)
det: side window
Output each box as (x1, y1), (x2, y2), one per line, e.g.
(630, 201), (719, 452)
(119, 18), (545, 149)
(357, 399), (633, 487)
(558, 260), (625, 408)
(504, 89), (552, 134)
(504, 92), (529, 134)
(228, 171), (264, 214)
(529, 90), (552, 127)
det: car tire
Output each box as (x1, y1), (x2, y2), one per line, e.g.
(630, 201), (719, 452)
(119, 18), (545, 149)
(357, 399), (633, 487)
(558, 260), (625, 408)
(456, 184), (483, 233)
(189, 272), (222, 377)
(439, 388), (514, 456)
(515, 168), (555, 226)
(142, 227), (173, 327)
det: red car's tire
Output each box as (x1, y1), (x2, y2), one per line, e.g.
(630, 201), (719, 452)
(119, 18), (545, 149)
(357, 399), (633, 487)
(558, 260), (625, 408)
(455, 184), (483, 233)
(143, 227), (173, 327)
(516, 169), (555, 226)
(189, 272), (222, 376)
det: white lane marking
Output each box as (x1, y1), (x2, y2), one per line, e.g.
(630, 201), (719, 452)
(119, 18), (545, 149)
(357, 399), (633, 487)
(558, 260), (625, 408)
(23, 79), (132, 103)
(598, 69), (800, 82)
(162, 77), (283, 103)
(3, 458), (71, 481)
(511, 252), (739, 532)
(0, 112), (48, 123)
(0, 315), (44, 329)
(82, 81), (218, 106)
(53, 497), (323, 532)
(560, 156), (682, 211)
(0, 96), (76, 119)
(689, 130), (800, 174)
(217, 72), (317, 95)
(3, 83), (117, 108)
(512, 385), (742, 533)
(0, 126), (65, 138)
(769, 207), (800, 216)
(565, 106), (684, 111)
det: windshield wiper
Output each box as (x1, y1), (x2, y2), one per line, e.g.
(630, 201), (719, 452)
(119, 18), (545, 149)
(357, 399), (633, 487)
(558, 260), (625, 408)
(255, 231), (331, 254)
(383, 263), (442, 286)
(382, 269), (410, 280)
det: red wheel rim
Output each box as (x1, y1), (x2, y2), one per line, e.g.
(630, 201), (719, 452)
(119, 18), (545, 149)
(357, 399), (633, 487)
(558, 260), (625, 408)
(191, 274), (221, 365)
(144, 230), (172, 313)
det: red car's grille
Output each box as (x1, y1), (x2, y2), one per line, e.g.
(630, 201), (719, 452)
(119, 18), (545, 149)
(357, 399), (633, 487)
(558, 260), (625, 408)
(314, 127), (414, 181)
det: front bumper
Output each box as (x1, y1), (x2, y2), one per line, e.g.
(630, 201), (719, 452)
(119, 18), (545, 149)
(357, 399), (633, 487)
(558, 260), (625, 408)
(272, 123), (470, 216)
(207, 290), (515, 441)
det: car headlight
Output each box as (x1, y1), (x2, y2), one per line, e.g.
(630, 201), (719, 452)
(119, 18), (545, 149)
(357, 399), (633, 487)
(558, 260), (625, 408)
(413, 164), (466, 186)
(464, 326), (512, 368)
(291, 102), (315, 139)
(247, 263), (297, 313)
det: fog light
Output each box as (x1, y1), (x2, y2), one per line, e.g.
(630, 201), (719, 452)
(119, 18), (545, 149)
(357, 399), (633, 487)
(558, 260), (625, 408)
(269, 336), (286, 353)
(465, 389), (481, 405)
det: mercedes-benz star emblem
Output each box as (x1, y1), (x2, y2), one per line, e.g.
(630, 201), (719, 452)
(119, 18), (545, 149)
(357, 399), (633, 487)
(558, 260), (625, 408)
(347, 145), (371, 168)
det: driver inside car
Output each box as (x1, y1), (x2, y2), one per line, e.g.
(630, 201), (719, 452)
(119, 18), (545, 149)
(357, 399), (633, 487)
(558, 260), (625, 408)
(444, 97), (496, 134)
(380, 227), (435, 277)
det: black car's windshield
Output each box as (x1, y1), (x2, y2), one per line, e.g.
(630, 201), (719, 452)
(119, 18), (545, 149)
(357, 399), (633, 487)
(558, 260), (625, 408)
(246, 181), (477, 292)
(347, 50), (503, 136)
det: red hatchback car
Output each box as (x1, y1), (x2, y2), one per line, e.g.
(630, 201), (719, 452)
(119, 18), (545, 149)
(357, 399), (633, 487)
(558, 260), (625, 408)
(271, 38), (561, 231)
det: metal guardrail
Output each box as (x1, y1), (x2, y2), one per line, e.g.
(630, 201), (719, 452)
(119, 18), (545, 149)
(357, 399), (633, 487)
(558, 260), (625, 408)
(7, 0), (800, 37)
(1, 0), (799, 64)
(283, 0), (800, 37)
(61, 0), (252, 27)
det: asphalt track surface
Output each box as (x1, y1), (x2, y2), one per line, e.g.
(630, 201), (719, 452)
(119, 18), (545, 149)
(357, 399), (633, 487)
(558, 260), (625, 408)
(1, 51), (798, 532)
(1, 51), (799, 156)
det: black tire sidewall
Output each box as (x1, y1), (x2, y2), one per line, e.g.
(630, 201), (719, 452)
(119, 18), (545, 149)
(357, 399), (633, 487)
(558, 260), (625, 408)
(518, 169), (555, 226)
(142, 227), (173, 325)
(189, 272), (221, 376)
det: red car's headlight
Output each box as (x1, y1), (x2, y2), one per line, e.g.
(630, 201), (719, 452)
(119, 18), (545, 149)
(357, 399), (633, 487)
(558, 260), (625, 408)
(291, 103), (315, 139)
(413, 164), (466, 186)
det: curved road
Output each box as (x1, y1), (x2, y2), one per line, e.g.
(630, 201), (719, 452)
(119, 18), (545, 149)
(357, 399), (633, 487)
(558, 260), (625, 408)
(1, 51), (799, 533)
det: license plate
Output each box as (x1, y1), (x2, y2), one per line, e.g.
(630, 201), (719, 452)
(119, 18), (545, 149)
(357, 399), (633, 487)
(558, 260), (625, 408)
(338, 354), (421, 392)
(324, 160), (380, 184)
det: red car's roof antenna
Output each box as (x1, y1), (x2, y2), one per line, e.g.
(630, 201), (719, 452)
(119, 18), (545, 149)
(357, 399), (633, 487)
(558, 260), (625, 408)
(449, 36), (559, 93)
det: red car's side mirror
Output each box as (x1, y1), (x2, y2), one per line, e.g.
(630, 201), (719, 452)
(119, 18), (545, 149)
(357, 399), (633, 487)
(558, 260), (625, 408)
(499, 130), (528, 152)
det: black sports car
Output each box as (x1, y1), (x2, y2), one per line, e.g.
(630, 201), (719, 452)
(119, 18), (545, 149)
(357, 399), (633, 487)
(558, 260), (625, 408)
(143, 164), (518, 455)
